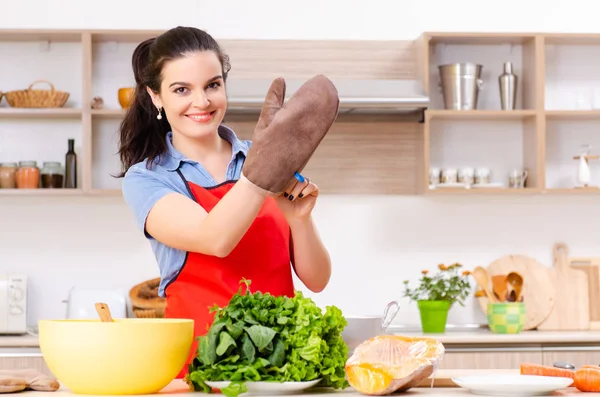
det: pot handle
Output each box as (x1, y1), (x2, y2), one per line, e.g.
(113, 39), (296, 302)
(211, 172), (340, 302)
(381, 300), (400, 331)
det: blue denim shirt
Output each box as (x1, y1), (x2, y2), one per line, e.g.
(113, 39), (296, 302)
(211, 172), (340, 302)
(122, 125), (251, 297)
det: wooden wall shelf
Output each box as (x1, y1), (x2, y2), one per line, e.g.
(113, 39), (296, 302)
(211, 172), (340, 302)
(0, 28), (422, 196)
(1, 29), (600, 196)
(420, 32), (600, 195)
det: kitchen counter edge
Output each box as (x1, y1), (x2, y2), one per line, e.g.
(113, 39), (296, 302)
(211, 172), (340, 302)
(4, 330), (600, 348)
(20, 378), (585, 397)
(393, 330), (600, 344)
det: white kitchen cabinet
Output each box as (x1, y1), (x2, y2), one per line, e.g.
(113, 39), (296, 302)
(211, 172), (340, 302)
(438, 346), (543, 369)
(0, 348), (53, 376)
(542, 345), (600, 368)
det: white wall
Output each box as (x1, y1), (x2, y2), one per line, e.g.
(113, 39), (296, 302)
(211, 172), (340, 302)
(3, 0), (600, 329)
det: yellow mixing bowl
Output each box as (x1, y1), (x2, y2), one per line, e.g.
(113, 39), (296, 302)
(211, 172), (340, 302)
(38, 318), (194, 395)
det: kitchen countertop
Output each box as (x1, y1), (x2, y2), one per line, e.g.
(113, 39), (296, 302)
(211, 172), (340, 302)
(4, 330), (600, 348)
(0, 334), (39, 347)
(19, 375), (589, 397)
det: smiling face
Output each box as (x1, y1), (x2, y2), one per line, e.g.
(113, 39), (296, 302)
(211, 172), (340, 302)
(147, 51), (227, 141)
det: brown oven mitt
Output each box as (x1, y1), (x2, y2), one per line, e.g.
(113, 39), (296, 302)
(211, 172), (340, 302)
(0, 369), (60, 393)
(240, 74), (339, 195)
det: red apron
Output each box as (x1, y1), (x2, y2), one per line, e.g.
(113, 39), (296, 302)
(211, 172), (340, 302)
(164, 170), (295, 379)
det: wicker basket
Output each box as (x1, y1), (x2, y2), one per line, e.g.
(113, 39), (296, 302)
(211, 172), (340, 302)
(133, 308), (163, 318)
(129, 277), (166, 319)
(4, 80), (69, 108)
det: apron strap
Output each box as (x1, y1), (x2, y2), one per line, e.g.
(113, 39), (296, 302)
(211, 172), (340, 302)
(175, 169), (197, 203)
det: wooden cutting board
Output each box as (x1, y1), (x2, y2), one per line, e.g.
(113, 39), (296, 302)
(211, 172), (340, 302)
(569, 256), (600, 330)
(538, 243), (590, 331)
(477, 254), (556, 330)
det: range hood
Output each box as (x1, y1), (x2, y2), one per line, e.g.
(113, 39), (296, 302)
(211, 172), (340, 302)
(225, 78), (429, 116)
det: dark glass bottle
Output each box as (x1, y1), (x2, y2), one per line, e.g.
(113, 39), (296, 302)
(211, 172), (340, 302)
(64, 139), (77, 188)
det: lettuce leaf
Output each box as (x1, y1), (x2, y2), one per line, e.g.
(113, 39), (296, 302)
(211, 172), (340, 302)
(185, 279), (349, 397)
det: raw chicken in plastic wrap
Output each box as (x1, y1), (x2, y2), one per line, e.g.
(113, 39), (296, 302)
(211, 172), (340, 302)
(345, 335), (445, 395)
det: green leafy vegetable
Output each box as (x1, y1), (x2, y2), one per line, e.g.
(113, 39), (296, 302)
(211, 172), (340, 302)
(185, 279), (349, 397)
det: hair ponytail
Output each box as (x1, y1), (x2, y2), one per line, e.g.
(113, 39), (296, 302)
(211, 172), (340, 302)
(116, 27), (230, 177)
(117, 38), (170, 177)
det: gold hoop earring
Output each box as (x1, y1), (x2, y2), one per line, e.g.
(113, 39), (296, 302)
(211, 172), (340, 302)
(156, 107), (163, 120)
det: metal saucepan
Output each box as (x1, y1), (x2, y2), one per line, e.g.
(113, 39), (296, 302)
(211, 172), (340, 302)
(342, 301), (400, 353)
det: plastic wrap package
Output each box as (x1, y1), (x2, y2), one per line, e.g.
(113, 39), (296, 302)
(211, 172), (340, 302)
(345, 335), (445, 395)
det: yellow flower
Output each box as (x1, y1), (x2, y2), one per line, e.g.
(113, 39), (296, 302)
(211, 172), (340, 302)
(421, 269), (429, 275)
(438, 264), (448, 271)
(462, 270), (471, 276)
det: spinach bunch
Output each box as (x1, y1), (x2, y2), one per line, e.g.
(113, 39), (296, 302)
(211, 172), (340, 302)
(186, 280), (349, 397)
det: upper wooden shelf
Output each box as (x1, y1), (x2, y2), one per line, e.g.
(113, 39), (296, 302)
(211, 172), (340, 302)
(0, 188), (85, 196)
(2, 29), (600, 197)
(545, 110), (600, 120)
(0, 108), (82, 119)
(424, 32), (600, 45)
(0, 30), (82, 42)
(91, 109), (126, 118)
(543, 33), (600, 45)
(426, 32), (536, 45)
(426, 110), (537, 120)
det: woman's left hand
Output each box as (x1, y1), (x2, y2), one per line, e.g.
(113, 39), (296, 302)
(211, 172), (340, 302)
(276, 177), (319, 221)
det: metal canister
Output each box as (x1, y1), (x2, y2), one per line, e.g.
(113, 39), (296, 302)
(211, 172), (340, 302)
(438, 63), (484, 110)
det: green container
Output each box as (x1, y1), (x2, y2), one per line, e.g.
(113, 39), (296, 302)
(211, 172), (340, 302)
(487, 302), (526, 334)
(418, 300), (451, 333)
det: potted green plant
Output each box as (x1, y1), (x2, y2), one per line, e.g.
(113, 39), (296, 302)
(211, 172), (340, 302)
(403, 263), (472, 333)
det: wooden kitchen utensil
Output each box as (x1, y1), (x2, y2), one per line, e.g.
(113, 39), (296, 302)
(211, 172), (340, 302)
(473, 266), (498, 303)
(538, 243), (590, 331)
(568, 257), (600, 330)
(95, 302), (114, 322)
(477, 254), (555, 330)
(506, 272), (523, 302)
(491, 275), (508, 302)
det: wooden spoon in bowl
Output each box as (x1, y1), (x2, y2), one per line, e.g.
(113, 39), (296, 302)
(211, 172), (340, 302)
(506, 272), (524, 302)
(95, 302), (114, 322)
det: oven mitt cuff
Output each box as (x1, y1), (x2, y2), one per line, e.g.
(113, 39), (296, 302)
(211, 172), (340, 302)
(241, 75), (339, 195)
(239, 172), (277, 197)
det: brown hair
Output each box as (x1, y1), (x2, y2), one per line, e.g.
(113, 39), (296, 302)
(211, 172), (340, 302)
(117, 26), (231, 176)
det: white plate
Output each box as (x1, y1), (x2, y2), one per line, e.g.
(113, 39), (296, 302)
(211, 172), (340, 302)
(204, 379), (322, 395)
(452, 375), (573, 396)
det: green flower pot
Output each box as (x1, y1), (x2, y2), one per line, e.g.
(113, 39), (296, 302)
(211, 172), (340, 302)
(418, 300), (451, 333)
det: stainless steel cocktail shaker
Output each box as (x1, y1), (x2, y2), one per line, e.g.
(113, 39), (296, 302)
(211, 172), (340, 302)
(499, 62), (517, 110)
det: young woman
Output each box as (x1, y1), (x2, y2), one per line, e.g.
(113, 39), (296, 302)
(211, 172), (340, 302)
(118, 26), (332, 377)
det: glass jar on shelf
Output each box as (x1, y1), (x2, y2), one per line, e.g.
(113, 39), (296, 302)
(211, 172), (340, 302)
(41, 162), (64, 188)
(0, 163), (17, 189)
(16, 161), (40, 189)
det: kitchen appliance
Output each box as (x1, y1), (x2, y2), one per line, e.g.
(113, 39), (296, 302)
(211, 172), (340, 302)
(223, 78), (429, 116)
(0, 274), (28, 334)
(499, 61), (517, 110)
(439, 63), (483, 110)
(63, 287), (127, 319)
